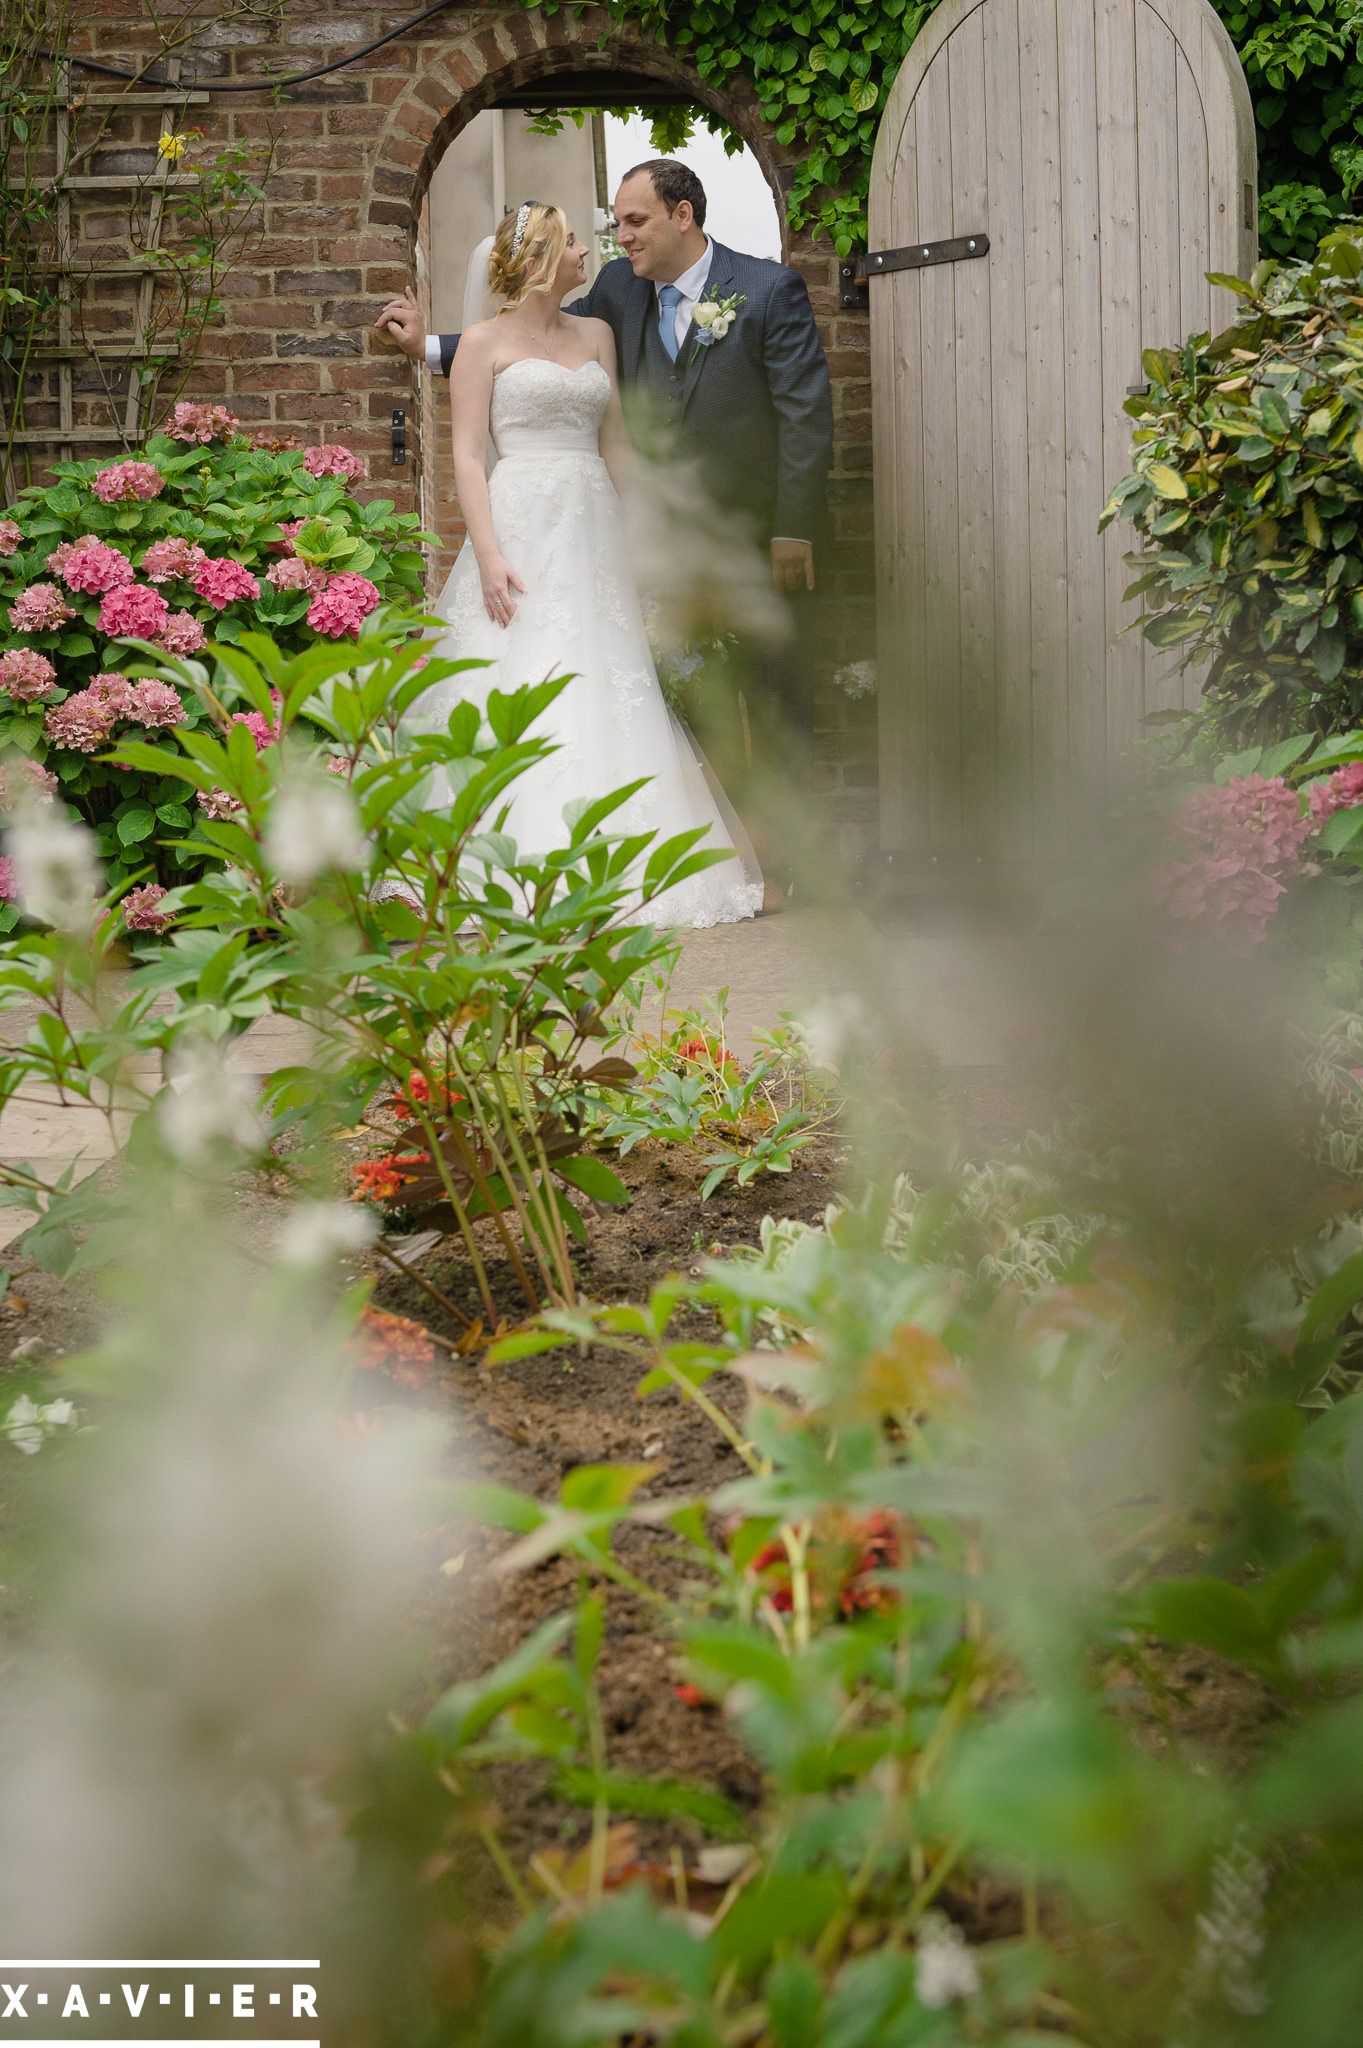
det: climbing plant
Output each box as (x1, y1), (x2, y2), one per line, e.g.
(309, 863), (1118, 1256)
(526, 0), (1363, 263)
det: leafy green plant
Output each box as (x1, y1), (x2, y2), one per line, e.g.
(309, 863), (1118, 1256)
(0, 612), (726, 1318)
(1220, 0), (1363, 255)
(593, 991), (839, 1199)
(1103, 223), (1363, 744)
(412, 1162), (1363, 2046)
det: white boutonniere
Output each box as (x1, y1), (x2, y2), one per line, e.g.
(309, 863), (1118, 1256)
(688, 292), (745, 364)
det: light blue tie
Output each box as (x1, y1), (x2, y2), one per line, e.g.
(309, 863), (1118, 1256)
(657, 283), (683, 362)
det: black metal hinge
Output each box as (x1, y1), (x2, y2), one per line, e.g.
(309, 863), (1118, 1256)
(839, 232), (989, 308)
(392, 408), (406, 466)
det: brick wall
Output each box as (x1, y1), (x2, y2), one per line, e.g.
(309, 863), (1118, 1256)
(23, 0), (879, 826)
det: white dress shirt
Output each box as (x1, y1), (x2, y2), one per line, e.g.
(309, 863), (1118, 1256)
(656, 240), (713, 353)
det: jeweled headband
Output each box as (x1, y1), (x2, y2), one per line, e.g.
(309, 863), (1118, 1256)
(511, 201), (533, 255)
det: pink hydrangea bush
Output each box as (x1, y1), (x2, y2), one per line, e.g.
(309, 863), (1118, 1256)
(266, 557), (327, 596)
(157, 611), (207, 656)
(307, 572), (382, 639)
(0, 757), (58, 809)
(193, 557), (260, 610)
(97, 584), (170, 641)
(0, 650), (58, 702)
(1308, 762), (1363, 825)
(0, 408), (430, 895)
(119, 882), (171, 932)
(91, 460), (164, 505)
(9, 583), (74, 633)
(58, 536), (137, 597)
(140, 538), (208, 585)
(44, 673), (187, 754)
(302, 444), (367, 486)
(1153, 765), (1363, 951)
(168, 401), (240, 444)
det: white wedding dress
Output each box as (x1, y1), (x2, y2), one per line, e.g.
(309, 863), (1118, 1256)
(410, 356), (763, 929)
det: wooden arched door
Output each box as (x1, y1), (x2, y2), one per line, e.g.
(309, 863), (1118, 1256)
(870, 0), (1257, 864)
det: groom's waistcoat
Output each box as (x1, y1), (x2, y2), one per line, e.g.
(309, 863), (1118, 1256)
(639, 307), (687, 407)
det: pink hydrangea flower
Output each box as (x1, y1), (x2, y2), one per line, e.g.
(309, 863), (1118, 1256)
(140, 537), (208, 585)
(302, 443), (366, 486)
(128, 679), (186, 729)
(325, 754), (351, 777)
(58, 534), (136, 596)
(45, 689), (118, 753)
(230, 709), (278, 750)
(269, 518), (308, 557)
(167, 400), (239, 444)
(1153, 773), (1316, 951)
(0, 757), (58, 810)
(227, 687), (283, 752)
(91, 459), (163, 504)
(97, 582), (171, 640)
(8, 582), (74, 633)
(306, 571), (381, 639)
(0, 856), (14, 901)
(156, 610), (207, 656)
(43, 540), (75, 577)
(1308, 761), (1363, 826)
(192, 557), (260, 610)
(0, 649), (58, 702)
(0, 520), (22, 557)
(265, 556), (327, 595)
(120, 882), (171, 932)
(197, 787), (242, 820)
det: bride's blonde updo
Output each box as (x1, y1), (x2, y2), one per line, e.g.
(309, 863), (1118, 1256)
(487, 200), (568, 312)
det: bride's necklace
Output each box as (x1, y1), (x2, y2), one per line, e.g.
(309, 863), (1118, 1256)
(514, 321), (568, 364)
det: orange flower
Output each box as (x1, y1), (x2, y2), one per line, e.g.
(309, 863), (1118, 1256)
(348, 1305), (437, 1389)
(349, 1150), (430, 1202)
(392, 1069), (465, 1121)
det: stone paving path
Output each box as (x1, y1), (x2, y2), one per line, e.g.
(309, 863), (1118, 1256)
(0, 906), (1029, 1252)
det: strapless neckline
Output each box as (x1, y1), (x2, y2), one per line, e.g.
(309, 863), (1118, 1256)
(495, 357), (610, 382)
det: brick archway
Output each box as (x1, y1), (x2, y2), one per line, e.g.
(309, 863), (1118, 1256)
(41, 0), (875, 822)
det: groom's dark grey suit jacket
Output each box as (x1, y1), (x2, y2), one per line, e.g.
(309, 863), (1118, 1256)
(435, 241), (834, 552)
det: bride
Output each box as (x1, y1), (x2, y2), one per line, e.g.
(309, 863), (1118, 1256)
(409, 199), (763, 930)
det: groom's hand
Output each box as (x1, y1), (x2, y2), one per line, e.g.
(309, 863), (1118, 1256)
(373, 285), (424, 362)
(771, 538), (815, 595)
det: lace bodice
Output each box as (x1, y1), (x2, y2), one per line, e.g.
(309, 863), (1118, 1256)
(490, 357), (611, 458)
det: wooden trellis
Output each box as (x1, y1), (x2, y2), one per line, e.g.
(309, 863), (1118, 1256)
(0, 59), (208, 497)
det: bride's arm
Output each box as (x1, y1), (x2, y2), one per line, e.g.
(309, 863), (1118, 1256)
(450, 326), (525, 628)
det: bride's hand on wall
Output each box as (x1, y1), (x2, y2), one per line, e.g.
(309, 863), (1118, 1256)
(477, 551), (526, 628)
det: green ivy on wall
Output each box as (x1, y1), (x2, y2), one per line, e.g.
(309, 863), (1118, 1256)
(526, 0), (1363, 261)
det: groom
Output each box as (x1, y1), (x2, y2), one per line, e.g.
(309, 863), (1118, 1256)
(375, 160), (834, 760)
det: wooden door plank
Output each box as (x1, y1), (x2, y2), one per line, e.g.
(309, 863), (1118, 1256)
(1018, 0), (1070, 850)
(1175, 43), (1212, 344)
(982, 0), (1033, 858)
(1136, 4), (1186, 722)
(1058, 0), (1108, 831)
(915, 46), (964, 854)
(1199, 7), (1258, 301)
(873, 98), (928, 853)
(948, 6), (999, 852)
(1096, 0), (1146, 777)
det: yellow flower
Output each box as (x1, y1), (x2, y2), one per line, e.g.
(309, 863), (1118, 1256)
(157, 132), (187, 163)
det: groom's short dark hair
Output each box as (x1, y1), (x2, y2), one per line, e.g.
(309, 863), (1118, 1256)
(625, 158), (707, 230)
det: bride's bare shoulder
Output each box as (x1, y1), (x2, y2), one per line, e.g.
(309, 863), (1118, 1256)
(460, 316), (501, 349)
(577, 314), (617, 360)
